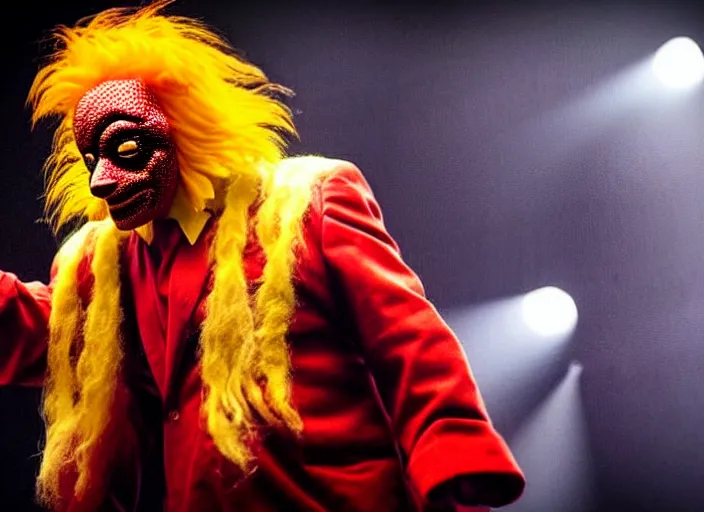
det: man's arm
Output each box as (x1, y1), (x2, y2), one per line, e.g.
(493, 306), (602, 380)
(0, 221), (98, 388)
(318, 162), (525, 508)
(0, 272), (51, 387)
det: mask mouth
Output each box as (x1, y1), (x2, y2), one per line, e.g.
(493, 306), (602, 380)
(104, 184), (150, 207)
(107, 188), (153, 218)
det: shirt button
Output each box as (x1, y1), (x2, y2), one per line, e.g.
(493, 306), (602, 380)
(168, 410), (180, 422)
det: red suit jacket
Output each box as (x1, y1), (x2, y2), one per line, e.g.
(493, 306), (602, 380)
(0, 161), (524, 511)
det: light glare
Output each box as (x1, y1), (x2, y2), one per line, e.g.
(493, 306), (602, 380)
(652, 37), (704, 89)
(521, 286), (578, 337)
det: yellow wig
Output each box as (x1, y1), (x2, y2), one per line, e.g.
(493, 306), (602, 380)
(29, 1), (324, 506)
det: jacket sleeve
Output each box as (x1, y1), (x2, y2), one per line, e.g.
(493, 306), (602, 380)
(318, 162), (525, 507)
(0, 270), (52, 387)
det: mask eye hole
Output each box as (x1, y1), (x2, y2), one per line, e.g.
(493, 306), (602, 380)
(83, 153), (96, 171)
(116, 140), (139, 158)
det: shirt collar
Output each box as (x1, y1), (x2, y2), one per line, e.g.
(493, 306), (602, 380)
(134, 186), (212, 246)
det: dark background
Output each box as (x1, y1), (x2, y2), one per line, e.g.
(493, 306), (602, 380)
(2, 1), (704, 510)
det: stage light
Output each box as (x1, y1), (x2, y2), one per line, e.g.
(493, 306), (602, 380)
(521, 286), (578, 337)
(568, 360), (583, 377)
(652, 37), (704, 89)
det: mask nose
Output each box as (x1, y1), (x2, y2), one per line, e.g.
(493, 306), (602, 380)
(89, 162), (119, 199)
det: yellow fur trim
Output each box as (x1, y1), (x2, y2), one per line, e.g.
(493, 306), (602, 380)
(38, 220), (129, 505)
(200, 155), (333, 470)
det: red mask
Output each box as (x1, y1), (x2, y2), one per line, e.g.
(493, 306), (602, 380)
(74, 79), (179, 230)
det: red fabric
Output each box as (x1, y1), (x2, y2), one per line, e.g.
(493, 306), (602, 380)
(0, 272), (51, 387)
(0, 161), (524, 511)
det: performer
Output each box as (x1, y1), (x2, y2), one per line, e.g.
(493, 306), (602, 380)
(0, 2), (524, 511)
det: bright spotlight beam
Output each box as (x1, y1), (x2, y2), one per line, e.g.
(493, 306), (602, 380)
(504, 361), (595, 512)
(521, 286), (578, 337)
(652, 37), (704, 89)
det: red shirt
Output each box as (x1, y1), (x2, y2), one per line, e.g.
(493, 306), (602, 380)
(0, 162), (524, 511)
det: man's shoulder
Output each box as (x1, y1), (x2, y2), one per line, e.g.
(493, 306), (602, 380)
(273, 156), (372, 213)
(275, 155), (366, 189)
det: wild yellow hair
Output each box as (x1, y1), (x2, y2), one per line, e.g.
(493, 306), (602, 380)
(29, 1), (325, 506)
